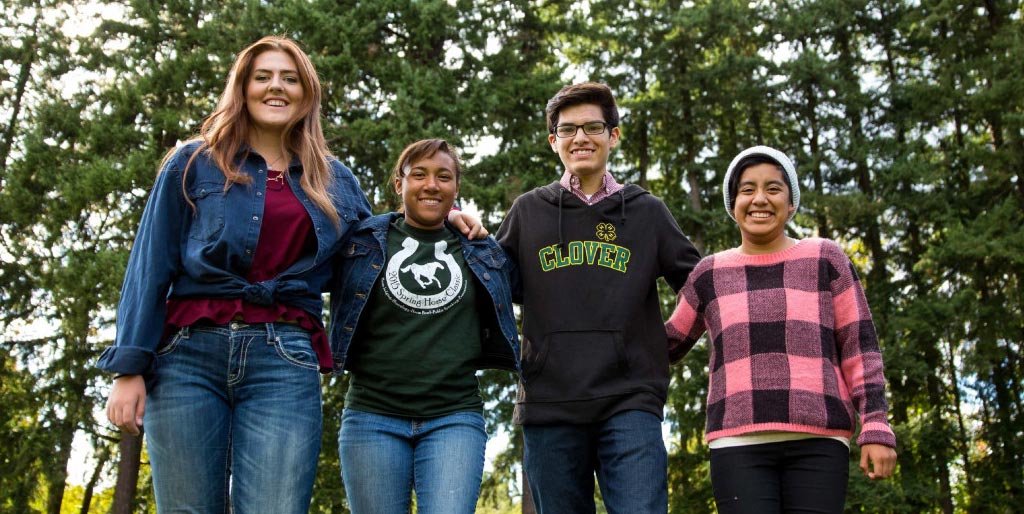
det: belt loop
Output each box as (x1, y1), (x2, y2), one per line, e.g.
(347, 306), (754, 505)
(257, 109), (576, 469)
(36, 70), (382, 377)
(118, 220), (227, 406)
(180, 326), (191, 339)
(265, 322), (279, 344)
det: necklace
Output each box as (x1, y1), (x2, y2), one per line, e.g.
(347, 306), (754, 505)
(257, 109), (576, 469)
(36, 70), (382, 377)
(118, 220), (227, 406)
(265, 156), (286, 170)
(267, 170), (286, 190)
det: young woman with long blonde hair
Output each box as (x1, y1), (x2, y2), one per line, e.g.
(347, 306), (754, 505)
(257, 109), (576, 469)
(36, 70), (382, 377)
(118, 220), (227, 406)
(99, 36), (481, 513)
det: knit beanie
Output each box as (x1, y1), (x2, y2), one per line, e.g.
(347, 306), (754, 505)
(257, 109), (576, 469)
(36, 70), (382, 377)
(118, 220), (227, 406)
(723, 145), (800, 221)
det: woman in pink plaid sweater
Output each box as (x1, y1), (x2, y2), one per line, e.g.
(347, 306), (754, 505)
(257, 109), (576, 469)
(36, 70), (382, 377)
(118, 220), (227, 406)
(665, 146), (897, 513)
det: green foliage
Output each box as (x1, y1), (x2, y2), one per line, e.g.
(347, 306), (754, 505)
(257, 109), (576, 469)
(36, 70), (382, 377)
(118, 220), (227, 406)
(59, 484), (113, 514)
(2, 0), (1022, 512)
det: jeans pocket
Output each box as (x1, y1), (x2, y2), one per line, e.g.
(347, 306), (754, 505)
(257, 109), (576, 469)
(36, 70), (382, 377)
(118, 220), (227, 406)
(156, 331), (185, 356)
(272, 331), (319, 371)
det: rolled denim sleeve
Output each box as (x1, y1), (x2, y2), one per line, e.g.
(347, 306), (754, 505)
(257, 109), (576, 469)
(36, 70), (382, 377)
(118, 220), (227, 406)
(96, 150), (189, 375)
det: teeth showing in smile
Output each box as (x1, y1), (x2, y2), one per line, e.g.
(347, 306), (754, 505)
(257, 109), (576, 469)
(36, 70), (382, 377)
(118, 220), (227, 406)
(749, 212), (773, 219)
(422, 199), (441, 205)
(266, 99), (287, 107)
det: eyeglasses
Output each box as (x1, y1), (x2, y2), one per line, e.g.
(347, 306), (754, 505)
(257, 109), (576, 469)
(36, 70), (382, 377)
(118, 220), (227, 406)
(553, 121), (611, 138)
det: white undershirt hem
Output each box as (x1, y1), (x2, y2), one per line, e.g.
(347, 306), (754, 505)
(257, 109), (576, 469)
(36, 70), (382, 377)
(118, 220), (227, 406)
(709, 431), (850, 450)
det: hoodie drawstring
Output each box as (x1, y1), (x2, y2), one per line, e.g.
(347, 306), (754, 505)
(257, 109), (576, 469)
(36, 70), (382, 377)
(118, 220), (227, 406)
(558, 188), (566, 250)
(618, 189), (626, 225)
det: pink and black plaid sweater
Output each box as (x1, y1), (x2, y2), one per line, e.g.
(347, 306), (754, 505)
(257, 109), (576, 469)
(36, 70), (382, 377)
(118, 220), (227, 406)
(665, 238), (897, 448)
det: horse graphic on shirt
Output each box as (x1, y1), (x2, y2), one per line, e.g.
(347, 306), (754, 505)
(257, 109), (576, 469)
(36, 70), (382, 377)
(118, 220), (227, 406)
(401, 261), (444, 289)
(385, 237), (464, 312)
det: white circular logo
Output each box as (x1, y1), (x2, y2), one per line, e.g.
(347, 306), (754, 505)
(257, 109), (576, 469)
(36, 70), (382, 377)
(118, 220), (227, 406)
(384, 237), (465, 314)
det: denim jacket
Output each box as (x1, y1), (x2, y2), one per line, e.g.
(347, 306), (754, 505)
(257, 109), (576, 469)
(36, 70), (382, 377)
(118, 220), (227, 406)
(97, 141), (372, 375)
(329, 213), (520, 375)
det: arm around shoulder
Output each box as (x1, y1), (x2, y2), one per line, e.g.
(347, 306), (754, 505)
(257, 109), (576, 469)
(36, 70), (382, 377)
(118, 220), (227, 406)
(331, 159), (373, 221)
(654, 200), (701, 292)
(494, 203), (522, 303)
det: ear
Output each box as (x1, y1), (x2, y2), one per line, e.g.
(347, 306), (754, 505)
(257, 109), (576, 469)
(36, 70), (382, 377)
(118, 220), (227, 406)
(394, 176), (403, 196)
(609, 126), (621, 148)
(548, 133), (558, 151)
(787, 203), (795, 218)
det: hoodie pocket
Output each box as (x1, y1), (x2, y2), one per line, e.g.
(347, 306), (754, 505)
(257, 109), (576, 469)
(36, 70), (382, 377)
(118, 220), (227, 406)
(523, 330), (629, 401)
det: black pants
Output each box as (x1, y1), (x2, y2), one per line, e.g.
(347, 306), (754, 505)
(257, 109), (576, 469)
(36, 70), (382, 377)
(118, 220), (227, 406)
(710, 438), (849, 514)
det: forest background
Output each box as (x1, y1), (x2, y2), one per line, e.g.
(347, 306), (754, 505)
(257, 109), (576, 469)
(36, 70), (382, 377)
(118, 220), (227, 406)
(2, 0), (1022, 513)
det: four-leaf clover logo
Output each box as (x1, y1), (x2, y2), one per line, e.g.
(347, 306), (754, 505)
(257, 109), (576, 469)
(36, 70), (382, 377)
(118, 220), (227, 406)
(596, 222), (616, 242)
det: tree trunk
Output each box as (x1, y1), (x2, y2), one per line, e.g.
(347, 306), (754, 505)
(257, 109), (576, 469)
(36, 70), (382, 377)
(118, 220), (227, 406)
(0, 10), (40, 171)
(925, 343), (955, 514)
(45, 420), (73, 514)
(947, 335), (973, 500)
(798, 36), (829, 239)
(111, 431), (144, 514)
(79, 449), (110, 514)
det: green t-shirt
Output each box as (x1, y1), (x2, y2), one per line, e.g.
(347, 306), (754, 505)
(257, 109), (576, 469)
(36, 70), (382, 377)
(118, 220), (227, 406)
(345, 218), (483, 418)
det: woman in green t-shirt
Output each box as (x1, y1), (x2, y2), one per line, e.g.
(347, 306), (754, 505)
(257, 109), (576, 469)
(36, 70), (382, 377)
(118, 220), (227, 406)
(330, 139), (520, 514)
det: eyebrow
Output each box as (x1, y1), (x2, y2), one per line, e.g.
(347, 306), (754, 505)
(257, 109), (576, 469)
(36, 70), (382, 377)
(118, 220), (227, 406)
(738, 179), (787, 187)
(253, 68), (299, 74)
(410, 164), (453, 173)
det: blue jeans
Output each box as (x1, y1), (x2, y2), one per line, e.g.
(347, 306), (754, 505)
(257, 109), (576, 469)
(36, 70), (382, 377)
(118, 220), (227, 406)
(144, 322), (322, 514)
(338, 408), (487, 514)
(710, 438), (849, 514)
(523, 410), (668, 514)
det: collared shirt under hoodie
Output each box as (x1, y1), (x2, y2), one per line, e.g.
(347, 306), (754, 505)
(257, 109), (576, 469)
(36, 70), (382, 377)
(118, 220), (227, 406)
(559, 170), (625, 205)
(497, 181), (702, 425)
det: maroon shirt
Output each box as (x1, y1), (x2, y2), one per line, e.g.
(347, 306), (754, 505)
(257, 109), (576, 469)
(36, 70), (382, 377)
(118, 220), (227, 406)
(166, 169), (332, 371)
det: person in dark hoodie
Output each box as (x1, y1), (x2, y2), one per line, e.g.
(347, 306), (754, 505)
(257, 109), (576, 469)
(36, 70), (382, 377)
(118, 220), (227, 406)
(495, 82), (702, 514)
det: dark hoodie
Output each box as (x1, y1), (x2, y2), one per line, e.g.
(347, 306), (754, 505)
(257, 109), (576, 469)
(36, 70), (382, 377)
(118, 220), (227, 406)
(497, 181), (701, 425)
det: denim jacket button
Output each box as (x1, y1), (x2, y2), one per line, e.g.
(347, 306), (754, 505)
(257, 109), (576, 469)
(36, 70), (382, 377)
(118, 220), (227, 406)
(252, 215), (258, 221)
(344, 326), (354, 332)
(371, 264), (380, 270)
(483, 272), (491, 281)
(355, 293), (366, 299)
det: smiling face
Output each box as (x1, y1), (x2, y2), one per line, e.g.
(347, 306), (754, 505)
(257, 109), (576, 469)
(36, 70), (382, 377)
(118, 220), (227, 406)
(245, 50), (303, 138)
(395, 151), (459, 230)
(733, 163), (795, 253)
(548, 103), (620, 187)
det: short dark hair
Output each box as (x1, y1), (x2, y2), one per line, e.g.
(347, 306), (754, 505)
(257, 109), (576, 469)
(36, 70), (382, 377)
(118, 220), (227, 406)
(545, 82), (620, 135)
(726, 154), (791, 211)
(390, 138), (463, 186)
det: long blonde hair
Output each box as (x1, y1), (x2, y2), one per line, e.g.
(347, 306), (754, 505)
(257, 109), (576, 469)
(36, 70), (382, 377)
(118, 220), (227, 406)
(171, 36), (339, 227)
